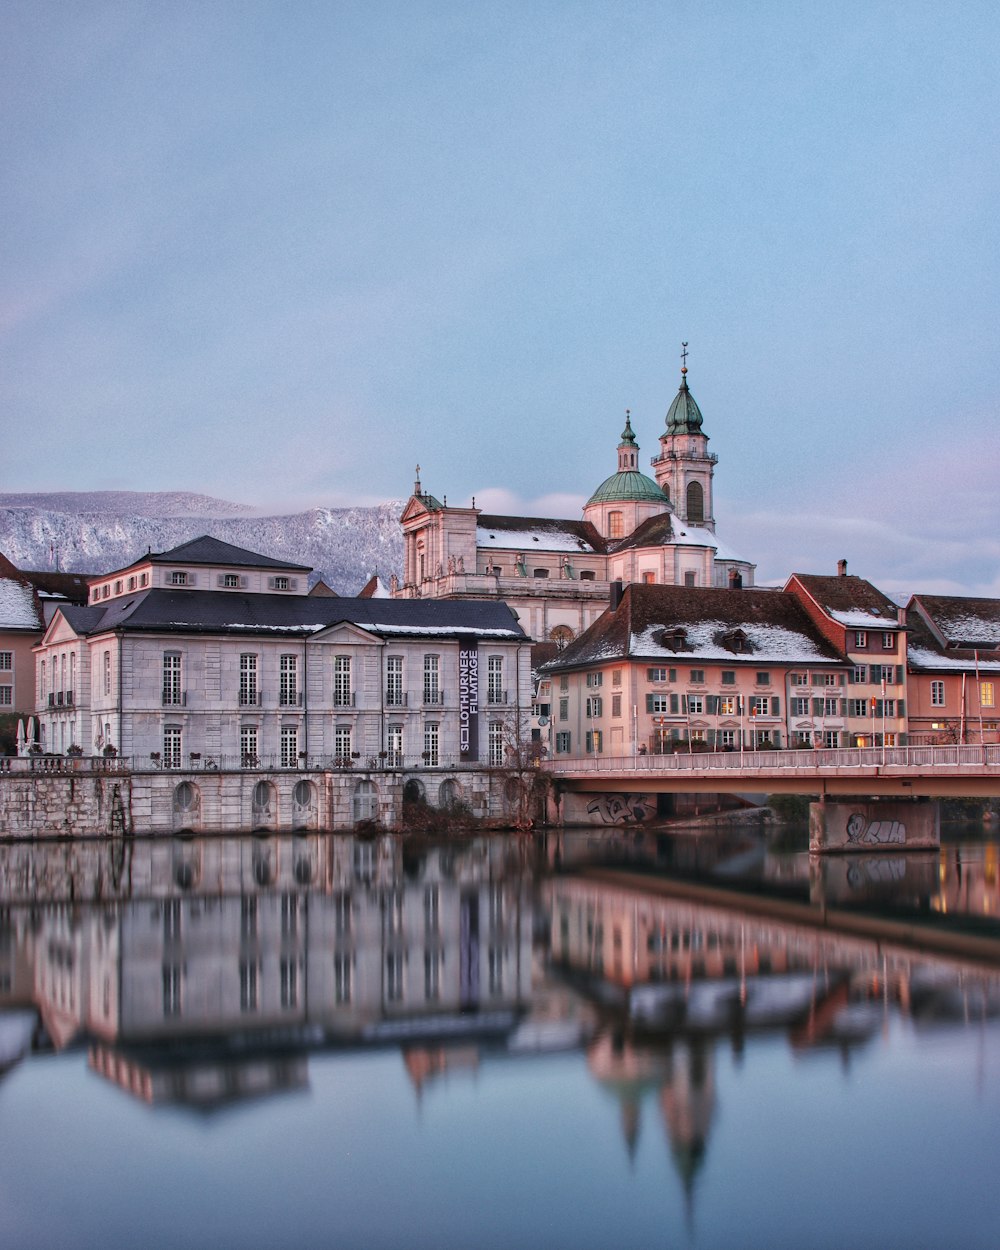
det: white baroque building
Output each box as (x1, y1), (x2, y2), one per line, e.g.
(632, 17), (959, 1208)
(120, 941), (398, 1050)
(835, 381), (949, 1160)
(34, 536), (532, 771)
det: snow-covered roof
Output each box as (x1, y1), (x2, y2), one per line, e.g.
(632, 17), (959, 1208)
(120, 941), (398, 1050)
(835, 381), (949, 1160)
(629, 621), (837, 664)
(0, 576), (42, 629)
(907, 645), (1000, 673)
(476, 515), (604, 554)
(829, 608), (900, 629)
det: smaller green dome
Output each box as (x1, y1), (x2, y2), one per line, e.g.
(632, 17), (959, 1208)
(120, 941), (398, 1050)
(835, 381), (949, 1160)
(587, 471), (669, 505)
(665, 372), (704, 434)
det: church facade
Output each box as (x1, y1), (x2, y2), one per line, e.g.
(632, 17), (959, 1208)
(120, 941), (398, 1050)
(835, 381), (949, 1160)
(393, 363), (755, 643)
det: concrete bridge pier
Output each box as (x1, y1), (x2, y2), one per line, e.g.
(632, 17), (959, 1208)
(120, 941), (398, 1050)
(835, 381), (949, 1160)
(809, 796), (940, 854)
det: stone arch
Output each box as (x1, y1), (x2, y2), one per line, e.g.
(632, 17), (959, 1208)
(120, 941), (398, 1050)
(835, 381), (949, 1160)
(549, 624), (574, 650)
(292, 779), (317, 830)
(686, 480), (704, 523)
(403, 778), (426, 805)
(438, 777), (462, 810)
(171, 781), (200, 832)
(252, 780), (276, 830)
(353, 779), (378, 824)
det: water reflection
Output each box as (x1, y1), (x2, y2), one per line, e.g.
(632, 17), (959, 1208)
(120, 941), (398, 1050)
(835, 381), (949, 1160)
(0, 830), (998, 1248)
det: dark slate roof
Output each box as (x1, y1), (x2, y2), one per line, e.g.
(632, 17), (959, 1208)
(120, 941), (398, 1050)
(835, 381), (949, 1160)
(55, 590), (526, 641)
(476, 514), (607, 554)
(149, 535), (311, 571)
(789, 574), (899, 623)
(610, 512), (675, 552)
(541, 584), (845, 672)
(909, 595), (1000, 650)
(21, 570), (92, 603)
(904, 605), (1000, 673)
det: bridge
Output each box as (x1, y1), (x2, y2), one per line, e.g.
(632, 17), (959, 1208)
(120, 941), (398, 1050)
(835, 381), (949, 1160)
(542, 744), (1000, 799)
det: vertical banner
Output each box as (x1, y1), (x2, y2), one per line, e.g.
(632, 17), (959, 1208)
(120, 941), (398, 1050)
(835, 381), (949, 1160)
(458, 643), (479, 760)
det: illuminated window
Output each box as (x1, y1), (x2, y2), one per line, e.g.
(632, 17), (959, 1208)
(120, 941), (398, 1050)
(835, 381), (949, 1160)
(981, 682), (995, 709)
(608, 511), (624, 539)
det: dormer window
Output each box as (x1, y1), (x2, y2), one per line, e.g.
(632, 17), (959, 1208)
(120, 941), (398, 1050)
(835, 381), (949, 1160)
(170, 571), (188, 586)
(721, 628), (752, 654)
(102, 585), (110, 598)
(223, 573), (240, 588)
(273, 576), (289, 590)
(659, 628), (688, 653)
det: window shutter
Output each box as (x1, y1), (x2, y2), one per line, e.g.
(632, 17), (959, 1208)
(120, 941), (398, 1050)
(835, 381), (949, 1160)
(812, 698), (823, 716)
(240, 576), (248, 589)
(707, 728), (716, 748)
(896, 665), (904, 685)
(217, 575), (225, 587)
(670, 693), (679, 714)
(772, 696), (780, 715)
(681, 695), (688, 713)
(669, 668), (677, 683)
(645, 694), (654, 713)
(646, 668), (655, 681)
(841, 731), (851, 747)
(897, 699), (905, 717)
(773, 730), (781, 747)
(839, 673), (846, 686)
(187, 573), (196, 587)
(899, 732), (907, 745)
(838, 698), (846, 716)
(289, 578), (298, 591)
(706, 695), (718, 715)
(267, 577), (276, 589)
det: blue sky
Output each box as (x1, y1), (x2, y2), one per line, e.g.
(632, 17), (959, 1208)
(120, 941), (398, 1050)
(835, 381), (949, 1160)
(3, 2), (998, 596)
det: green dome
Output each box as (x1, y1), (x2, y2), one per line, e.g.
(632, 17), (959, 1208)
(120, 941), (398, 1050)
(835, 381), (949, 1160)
(587, 471), (669, 505)
(665, 372), (704, 434)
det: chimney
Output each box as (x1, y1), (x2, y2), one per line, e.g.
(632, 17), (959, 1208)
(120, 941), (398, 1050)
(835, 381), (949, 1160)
(610, 580), (624, 611)
(837, 559), (848, 577)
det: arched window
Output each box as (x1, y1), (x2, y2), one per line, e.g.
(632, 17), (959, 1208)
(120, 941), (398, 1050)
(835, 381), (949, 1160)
(686, 481), (704, 522)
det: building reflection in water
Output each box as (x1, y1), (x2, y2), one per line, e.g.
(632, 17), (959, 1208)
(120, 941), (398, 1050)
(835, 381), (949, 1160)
(0, 830), (998, 1215)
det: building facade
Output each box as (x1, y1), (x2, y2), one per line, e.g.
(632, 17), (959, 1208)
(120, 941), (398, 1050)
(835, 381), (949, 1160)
(394, 363), (755, 644)
(33, 537), (532, 772)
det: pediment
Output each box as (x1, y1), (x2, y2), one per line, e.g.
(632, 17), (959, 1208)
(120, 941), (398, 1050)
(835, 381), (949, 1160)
(311, 621), (381, 645)
(40, 610), (81, 647)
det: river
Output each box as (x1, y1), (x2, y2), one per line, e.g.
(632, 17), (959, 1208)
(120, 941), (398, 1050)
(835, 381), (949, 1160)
(0, 823), (997, 1249)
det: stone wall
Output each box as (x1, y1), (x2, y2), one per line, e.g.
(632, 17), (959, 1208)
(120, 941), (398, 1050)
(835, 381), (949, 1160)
(809, 798), (940, 853)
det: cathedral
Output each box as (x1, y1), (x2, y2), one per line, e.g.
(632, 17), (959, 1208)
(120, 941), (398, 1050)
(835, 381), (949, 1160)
(394, 358), (755, 643)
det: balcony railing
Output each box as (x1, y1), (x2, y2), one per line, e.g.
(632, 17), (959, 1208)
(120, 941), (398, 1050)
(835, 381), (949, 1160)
(333, 691), (356, 708)
(423, 690), (445, 706)
(385, 690), (408, 707)
(239, 691), (262, 707)
(162, 691), (188, 707)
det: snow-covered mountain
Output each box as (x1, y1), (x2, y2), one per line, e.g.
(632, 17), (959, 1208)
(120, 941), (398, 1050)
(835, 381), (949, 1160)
(0, 493), (405, 595)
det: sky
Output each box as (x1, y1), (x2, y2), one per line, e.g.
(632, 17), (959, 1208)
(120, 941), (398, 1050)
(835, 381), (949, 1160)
(2, 1), (999, 598)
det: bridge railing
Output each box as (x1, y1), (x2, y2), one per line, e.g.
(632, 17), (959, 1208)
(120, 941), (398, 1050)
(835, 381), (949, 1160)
(543, 744), (1000, 775)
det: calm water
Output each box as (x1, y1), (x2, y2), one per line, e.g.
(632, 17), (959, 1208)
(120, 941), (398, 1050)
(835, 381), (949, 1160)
(1, 827), (998, 1250)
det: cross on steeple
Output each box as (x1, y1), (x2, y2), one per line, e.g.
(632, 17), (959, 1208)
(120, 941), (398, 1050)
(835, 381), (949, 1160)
(680, 341), (689, 373)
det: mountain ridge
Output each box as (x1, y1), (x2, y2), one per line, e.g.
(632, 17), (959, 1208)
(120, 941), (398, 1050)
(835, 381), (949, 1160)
(0, 492), (405, 596)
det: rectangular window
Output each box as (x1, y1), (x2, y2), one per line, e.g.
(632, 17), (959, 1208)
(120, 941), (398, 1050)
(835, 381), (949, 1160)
(855, 631), (868, 648)
(488, 720), (504, 766)
(586, 696), (603, 718)
(0, 651), (11, 670)
(689, 670), (705, 685)
(719, 696), (737, 715)
(103, 651), (111, 697)
(424, 722), (439, 766)
(280, 655), (298, 706)
(424, 949), (441, 1001)
(789, 672), (806, 686)
(162, 653), (182, 706)
(163, 726), (182, 769)
(849, 699), (868, 717)
(240, 960), (259, 1012)
(280, 958), (298, 1009)
(853, 665), (868, 684)
(794, 731), (812, 747)
(0, 687), (11, 707)
(333, 655), (352, 706)
(240, 726), (258, 767)
(239, 654), (257, 706)
(423, 655), (440, 704)
(720, 730), (735, 748)
(334, 953), (352, 1004)
(555, 732), (571, 753)
(612, 669), (622, 687)
(585, 729), (603, 753)
(649, 694), (670, 714)
(823, 698), (839, 716)
(169, 571), (187, 586)
(280, 725), (298, 768)
(386, 952), (404, 1002)
(931, 681), (946, 707)
(487, 655), (504, 703)
(882, 632), (895, 650)
(817, 673), (837, 686)
(558, 697), (569, 721)
(981, 682), (996, 709)
(611, 693), (622, 718)
(721, 670), (735, 685)
(386, 656), (404, 706)
(824, 730), (839, 748)
(687, 696), (704, 714)
(586, 672), (604, 688)
(162, 965), (182, 1017)
(387, 724), (403, 766)
(749, 697), (770, 716)
(791, 697), (809, 717)
(883, 699), (896, 717)
(755, 672), (770, 686)
(241, 895), (257, 940)
(647, 667), (668, 682)
(334, 725), (352, 762)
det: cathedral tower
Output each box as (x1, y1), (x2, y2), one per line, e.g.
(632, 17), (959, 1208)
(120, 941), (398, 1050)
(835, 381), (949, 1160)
(652, 348), (717, 533)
